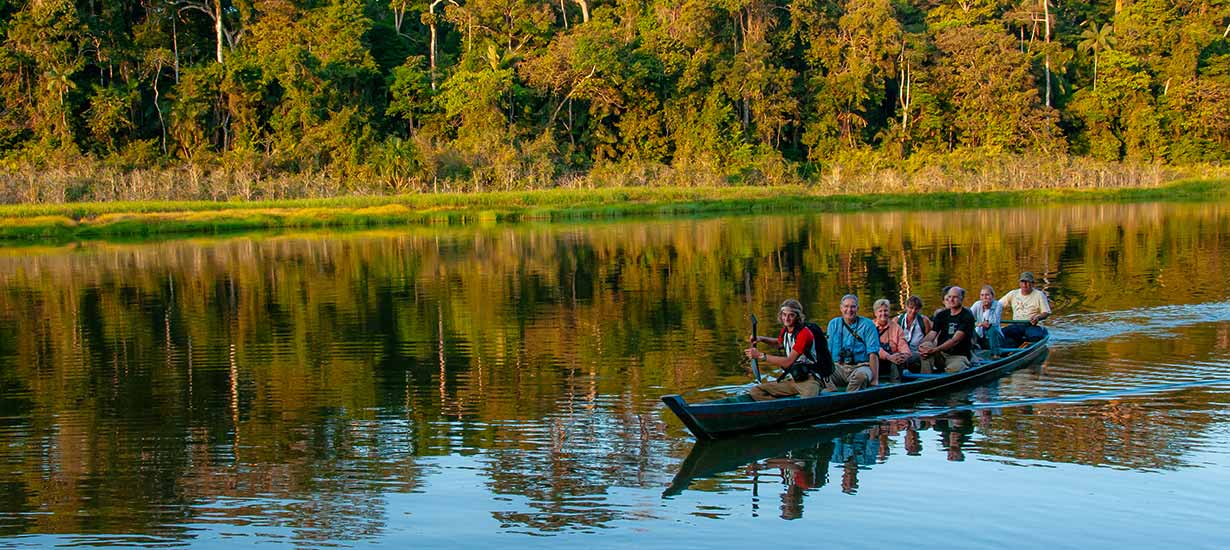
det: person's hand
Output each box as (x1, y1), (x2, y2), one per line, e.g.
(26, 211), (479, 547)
(1029, 314), (1041, 325)
(919, 342), (935, 357)
(978, 321), (989, 329)
(749, 335), (758, 344)
(892, 352), (910, 365)
(745, 347), (765, 361)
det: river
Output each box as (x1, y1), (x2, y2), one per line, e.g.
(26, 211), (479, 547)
(1, 200), (1228, 548)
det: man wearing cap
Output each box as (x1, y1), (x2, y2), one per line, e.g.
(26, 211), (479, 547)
(744, 299), (826, 401)
(998, 271), (1051, 346)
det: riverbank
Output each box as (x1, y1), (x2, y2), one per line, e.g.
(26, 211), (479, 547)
(1, 177), (1227, 241)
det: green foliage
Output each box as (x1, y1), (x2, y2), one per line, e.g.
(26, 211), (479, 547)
(0, 0), (1225, 200)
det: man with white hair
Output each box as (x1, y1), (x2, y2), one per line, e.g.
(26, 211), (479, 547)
(824, 295), (880, 392)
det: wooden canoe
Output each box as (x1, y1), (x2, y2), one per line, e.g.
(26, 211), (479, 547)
(661, 323), (1049, 439)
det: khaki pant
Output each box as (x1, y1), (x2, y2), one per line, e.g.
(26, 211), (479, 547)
(921, 352), (971, 374)
(824, 363), (874, 393)
(750, 377), (823, 401)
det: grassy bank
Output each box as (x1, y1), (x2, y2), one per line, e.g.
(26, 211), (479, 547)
(1, 177), (1227, 242)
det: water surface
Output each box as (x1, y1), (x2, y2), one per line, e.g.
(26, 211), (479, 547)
(1, 201), (1229, 548)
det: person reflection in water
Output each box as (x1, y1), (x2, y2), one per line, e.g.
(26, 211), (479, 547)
(756, 444), (830, 520)
(831, 428), (878, 494)
(764, 457), (819, 520)
(904, 423), (924, 456)
(934, 411), (976, 462)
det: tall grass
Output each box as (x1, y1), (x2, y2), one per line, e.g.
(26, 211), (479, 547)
(1, 177), (1227, 242)
(4, 153), (1227, 206)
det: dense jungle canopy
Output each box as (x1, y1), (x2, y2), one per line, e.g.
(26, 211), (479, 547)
(1, 0), (1228, 195)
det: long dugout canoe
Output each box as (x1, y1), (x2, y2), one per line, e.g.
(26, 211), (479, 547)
(662, 323), (1049, 439)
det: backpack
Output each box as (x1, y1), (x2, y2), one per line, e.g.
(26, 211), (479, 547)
(804, 322), (835, 378)
(778, 322), (835, 382)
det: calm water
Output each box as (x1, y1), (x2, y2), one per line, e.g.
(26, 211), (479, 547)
(1, 202), (1229, 548)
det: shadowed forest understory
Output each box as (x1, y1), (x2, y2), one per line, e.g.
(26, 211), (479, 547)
(1, 0), (1228, 202)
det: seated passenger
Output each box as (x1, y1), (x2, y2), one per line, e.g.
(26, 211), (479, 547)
(896, 295), (932, 372)
(998, 272), (1051, 346)
(744, 299), (827, 401)
(872, 298), (911, 380)
(969, 285), (1005, 355)
(918, 286), (975, 374)
(933, 286), (952, 319)
(825, 295), (881, 392)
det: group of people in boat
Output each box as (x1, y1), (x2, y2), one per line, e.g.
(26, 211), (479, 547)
(743, 271), (1051, 401)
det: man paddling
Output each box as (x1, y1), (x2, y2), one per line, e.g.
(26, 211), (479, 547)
(744, 299), (828, 401)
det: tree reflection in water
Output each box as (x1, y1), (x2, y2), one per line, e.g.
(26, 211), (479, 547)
(0, 201), (1228, 539)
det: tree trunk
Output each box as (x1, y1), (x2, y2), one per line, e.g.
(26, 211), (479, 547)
(575, 0), (589, 23)
(430, 22), (438, 90)
(172, 15), (180, 82)
(393, 1), (406, 34)
(214, 0), (224, 64)
(1092, 51), (1098, 90)
(154, 64), (167, 155)
(429, 0), (443, 91)
(899, 59), (911, 132)
(1042, 0), (1051, 107)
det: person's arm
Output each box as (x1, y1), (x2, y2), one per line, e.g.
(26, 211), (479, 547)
(751, 328), (811, 368)
(752, 348), (802, 368)
(970, 303), (987, 329)
(863, 321), (881, 385)
(752, 335), (781, 345)
(1030, 292), (1051, 324)
(891, 326), (910, 361)
(935, 329), (967, 352)
(868, 353), (880, 385)
(878, 334), (894, 361)
(919, 326), (939, 355)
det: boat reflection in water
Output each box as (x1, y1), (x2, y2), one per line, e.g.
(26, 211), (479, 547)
(664, 410), (984, 519)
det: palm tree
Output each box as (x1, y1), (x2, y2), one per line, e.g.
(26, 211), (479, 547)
(1078, 22), (1116, 90)
(43, 67), (76, 138)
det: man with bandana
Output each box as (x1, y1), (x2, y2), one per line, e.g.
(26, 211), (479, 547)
(744, 299), (825, 401)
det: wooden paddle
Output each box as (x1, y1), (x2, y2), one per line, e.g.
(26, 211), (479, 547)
(749, 314), (763, 382)
(745, 271), (763, 383)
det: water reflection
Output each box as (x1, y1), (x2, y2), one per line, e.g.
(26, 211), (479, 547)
(0, 201), (1228, 543)
(666, 410), (988, 515)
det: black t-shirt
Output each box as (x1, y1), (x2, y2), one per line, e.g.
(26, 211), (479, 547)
(932, 307), (975, 357)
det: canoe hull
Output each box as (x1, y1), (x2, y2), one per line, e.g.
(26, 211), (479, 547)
(662, 332), (1049, 439)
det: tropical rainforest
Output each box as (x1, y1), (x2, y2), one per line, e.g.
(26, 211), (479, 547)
(1, 0), (1228, 200)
